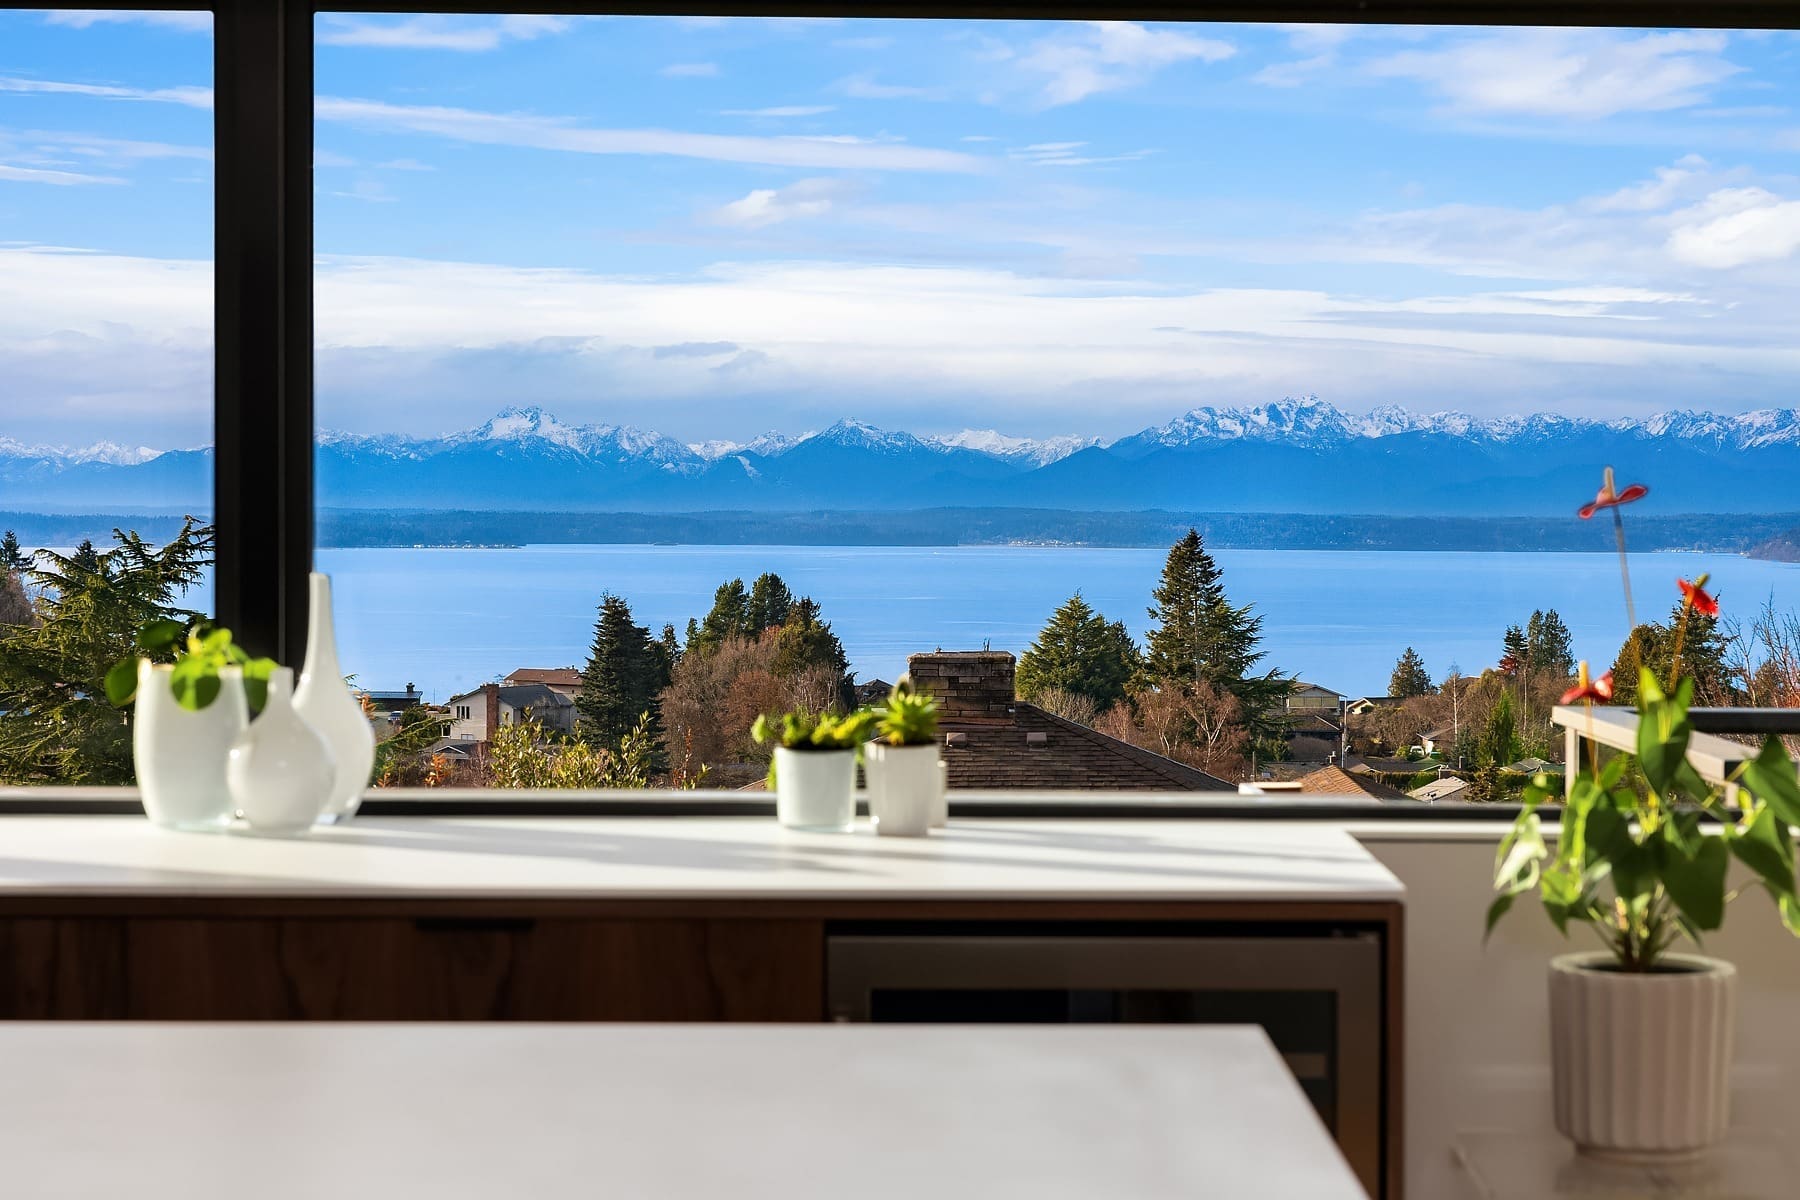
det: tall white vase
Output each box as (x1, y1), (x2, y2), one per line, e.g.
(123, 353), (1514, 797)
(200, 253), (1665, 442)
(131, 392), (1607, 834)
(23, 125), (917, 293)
(228, 667), (335, 835)
(133, 660), (247, 831)
(294, 572), (375, 824)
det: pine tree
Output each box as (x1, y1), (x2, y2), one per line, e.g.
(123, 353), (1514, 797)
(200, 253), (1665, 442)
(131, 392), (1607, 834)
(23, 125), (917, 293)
(771, 597), (853, 707)
(1388, 647), (1433, 698)
(1017, 592), (1140, 712)
(0, 530), (29, 573)
(691, 579), (750, 656)
(0, 519), (211, 784)
(1525, 609), (1574, 676)
(1499, 625), (1528, 674)
(1142, 529), (1289, 749)
(657, 623), (682, 671)
(745, 573), (794, 635)
(577, 594), (669, 771)
(1608, 602), (1732, 705)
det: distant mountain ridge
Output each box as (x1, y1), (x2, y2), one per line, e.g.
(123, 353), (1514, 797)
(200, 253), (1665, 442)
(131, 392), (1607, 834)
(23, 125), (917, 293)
(10, 397), (1800, 516)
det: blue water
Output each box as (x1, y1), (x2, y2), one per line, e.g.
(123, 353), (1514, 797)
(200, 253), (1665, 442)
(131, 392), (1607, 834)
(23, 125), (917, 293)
(314, 545), (1800, 703)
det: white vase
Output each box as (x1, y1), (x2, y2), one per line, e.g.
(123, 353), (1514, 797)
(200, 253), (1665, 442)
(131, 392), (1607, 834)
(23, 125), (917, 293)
(227, 667), (336, 836)
(132, 660), (247, 831)
(294, 572), (375, 824)
(865, 742), (938, 837)
(773, 746), (856, 831)
(934, 758), (949, 828)
(1549, 951), (1737, 1160)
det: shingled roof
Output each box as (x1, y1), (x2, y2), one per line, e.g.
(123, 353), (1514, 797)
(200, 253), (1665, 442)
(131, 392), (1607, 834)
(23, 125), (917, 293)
(1297, 765), (1413, 802)
(909, 651), (1234, 792)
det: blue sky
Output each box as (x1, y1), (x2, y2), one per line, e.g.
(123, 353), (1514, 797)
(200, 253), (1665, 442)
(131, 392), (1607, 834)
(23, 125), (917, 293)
(3, 12), (1800, 448)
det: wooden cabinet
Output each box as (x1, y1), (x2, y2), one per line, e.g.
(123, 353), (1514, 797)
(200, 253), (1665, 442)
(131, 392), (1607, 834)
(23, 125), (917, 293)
(2, 914), (822, 1022)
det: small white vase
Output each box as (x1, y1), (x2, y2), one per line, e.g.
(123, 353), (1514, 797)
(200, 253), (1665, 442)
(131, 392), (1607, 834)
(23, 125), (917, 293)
(935, 758), (949, 828)
(865, 742), (938, 837)
(132, 660), (247, 831)
(227, 667), (336, 836)
(1549, 951), (1737, 1160)
(773, 746), (856, 831)
(293, 573), (375, 824)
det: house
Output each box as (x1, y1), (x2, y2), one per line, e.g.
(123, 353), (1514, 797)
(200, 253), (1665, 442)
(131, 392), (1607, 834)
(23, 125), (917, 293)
(361, 683), (425, 714)
(1287, 682), (1343, 713)
(909, 651), (1233, 792)
(853, 678), (894, 707)
(443, 681), (578, 745)
(1418, 725), (1455, 757)
(1410, 777), (1471, 803)
(1344, 695), (1401, 717)
(1507, 756), (1564, 776)
(501, 667), (582, 702)
(1296, 765), (1413, 802)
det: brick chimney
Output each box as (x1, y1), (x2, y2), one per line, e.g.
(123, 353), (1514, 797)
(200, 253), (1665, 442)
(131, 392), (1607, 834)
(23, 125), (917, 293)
(907, 651), (1016, 726)
(483, 682), (500, 743)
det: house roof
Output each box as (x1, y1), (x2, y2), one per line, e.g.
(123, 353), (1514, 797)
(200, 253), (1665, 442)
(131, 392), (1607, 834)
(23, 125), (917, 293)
(443, 682), (575, 709)
(1290, 681), (1343, 697)
(1282, 712), (1343, 735)
(504, 668), (582, 688)
(1423, 725), (1455, 741)
(1508, 757), (1564, 774)
(1296, 765), (1412, 801)
(940, 702), (1234, 792)
(1410, 777), (1471, 802)
(1346, 695), (1401, 708)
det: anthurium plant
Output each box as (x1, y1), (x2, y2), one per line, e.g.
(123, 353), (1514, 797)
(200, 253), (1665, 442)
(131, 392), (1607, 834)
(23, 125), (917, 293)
(105, 620), (277, 712)
(1490, 560), (1800, 971)
(875, 677), (938, 747)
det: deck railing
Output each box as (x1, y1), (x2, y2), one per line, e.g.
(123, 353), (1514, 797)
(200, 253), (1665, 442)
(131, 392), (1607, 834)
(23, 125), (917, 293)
(1551, 706), (1800, 803)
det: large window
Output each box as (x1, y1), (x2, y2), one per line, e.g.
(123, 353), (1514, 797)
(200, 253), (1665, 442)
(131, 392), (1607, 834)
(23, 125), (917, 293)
(295, 14), (1800, 795)
(0, 9), (213, 785)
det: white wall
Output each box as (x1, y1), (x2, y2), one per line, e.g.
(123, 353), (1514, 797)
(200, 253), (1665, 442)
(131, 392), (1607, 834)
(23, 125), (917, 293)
(1355, 827), (1800, 1198)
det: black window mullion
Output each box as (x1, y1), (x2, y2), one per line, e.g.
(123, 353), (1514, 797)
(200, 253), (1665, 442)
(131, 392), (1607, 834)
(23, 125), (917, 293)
(213, 0), (315, 665)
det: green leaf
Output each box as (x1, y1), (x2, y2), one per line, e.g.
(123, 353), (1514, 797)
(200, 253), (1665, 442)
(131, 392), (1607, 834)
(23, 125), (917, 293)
(1741, 736), (1800, 829)
(135, 619), (184, 654)
(240, 657), (274, 712)
(1780, 894), (1800, 938)
(1728, 804), (1795, 904)
(1585, 803), (1652, 902)
(104, 657), (140, 707)
(1492, 812), (1546, 896)
(1658, 833), (1729, 932)
(168, 656), (220, 712)
(1483, 892), (1516, 941)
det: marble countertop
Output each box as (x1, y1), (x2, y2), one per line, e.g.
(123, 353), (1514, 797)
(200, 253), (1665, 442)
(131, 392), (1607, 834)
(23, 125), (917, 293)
(0, 816), (1402, 902)
(0, 1023), (1369, 1199)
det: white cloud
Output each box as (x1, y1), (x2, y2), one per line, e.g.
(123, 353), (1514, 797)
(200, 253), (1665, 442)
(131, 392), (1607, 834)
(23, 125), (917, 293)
(710, 178), (852, 228)
(839, 75), (948, 101)
(1588, 155), (1713, 212)
(1010, 141), (1156, 168)
(721, 106), (836, 118)
(1017, 21), (1235, 107)
(317, 15), (573, 52)
(0, 163), (123, 185)
(314, 97), (985, 173)
(661, 62), (720, 79)
(16, 130), (210, 164)
(0, 76), (212, 110)
(1369, 30), (1740, 119)
(376, 158), (436, 172)
(1666, 188), (1800, 268)
(42, 11), (210, 32)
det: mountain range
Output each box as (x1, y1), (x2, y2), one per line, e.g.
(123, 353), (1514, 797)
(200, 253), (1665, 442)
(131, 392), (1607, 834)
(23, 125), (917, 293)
(9, 397), (1800, 516)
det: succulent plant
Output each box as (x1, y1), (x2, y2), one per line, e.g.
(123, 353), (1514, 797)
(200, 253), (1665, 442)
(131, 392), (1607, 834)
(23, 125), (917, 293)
(876, 676), (939, 747)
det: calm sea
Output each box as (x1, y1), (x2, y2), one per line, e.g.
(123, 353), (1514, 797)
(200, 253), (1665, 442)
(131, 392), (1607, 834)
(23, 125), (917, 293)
(311, 545), (1800, 703)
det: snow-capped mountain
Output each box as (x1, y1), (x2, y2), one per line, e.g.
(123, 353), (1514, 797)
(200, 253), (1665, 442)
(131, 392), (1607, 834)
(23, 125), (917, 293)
(14, 398), (1800, 516)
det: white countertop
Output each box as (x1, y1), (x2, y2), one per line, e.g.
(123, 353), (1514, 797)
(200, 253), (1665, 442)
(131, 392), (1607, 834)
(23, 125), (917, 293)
(0, 816), (1403, 902)
(0, 1023), (1368, 1199)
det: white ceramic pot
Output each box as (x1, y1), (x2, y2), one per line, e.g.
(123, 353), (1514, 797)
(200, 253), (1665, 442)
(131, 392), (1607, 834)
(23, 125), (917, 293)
(227, 667), (336, 836)
(865, 742), (938, 837)
(294, 573), (376, 824)
(132, 660), (247, 831)
(934, 758), (949, 828)
(1549, 951), (1737, 1160)
(773, 746), (856, 831)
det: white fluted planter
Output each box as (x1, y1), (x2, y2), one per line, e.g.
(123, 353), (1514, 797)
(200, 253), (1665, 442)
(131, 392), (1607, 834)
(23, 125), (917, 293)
(772, 747), (856, 832)
(1549, 951), (1736, 1160)
(864, 742), (938, 837)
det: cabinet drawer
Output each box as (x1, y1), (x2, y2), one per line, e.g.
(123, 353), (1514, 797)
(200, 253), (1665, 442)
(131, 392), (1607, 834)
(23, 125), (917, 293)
(0, 918), (126, 1018)
(123, 917), (822, 1021)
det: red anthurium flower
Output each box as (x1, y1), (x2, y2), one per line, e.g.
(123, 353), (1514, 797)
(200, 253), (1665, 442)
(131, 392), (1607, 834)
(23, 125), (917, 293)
(1577, 466), (1649, 520)
(1560, 662), (1614, 705)
(1679, 575), (1719, 618)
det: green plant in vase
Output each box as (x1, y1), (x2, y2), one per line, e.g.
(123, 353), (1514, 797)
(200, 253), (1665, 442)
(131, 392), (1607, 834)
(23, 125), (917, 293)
(752, 707), (877, 832)
(868, 677), (943, 836)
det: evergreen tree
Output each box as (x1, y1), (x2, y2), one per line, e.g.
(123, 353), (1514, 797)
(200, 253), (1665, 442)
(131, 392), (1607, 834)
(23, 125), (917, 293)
(1525, 609), (1574, 676)
(577, 593), (669, 771)
(772, 597), (853, 707)
(1017, 593), (1140, 712)
(0, 530), (28, 573)
(745, 573), (795, 635)
(0, 519), (211, 784)
(691, 579), (750, 656)
(657, 623), (682, 671)
(1142, 529), (1289, 749)
(1388, 647), (1433, 698)
(70, 539), (101, 573)
(1608, 602), (1732, 705)
(1499, 625), (1528, 674)
(1481, 690), (1518, 770)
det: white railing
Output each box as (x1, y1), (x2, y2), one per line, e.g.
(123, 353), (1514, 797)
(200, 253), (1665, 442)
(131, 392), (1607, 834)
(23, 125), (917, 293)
(1551, 705), (1800, 803)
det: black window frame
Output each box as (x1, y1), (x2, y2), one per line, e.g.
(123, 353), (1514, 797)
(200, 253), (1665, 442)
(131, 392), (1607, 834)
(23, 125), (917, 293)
(4, 0), (1796, 818)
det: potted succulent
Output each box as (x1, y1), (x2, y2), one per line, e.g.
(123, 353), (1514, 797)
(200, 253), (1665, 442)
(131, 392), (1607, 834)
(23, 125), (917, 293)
(106, 621), (276, 831)
(752, 707), (876, 832)
(1489, 562), (1800, 1159)
(865, 677), (941, 837)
